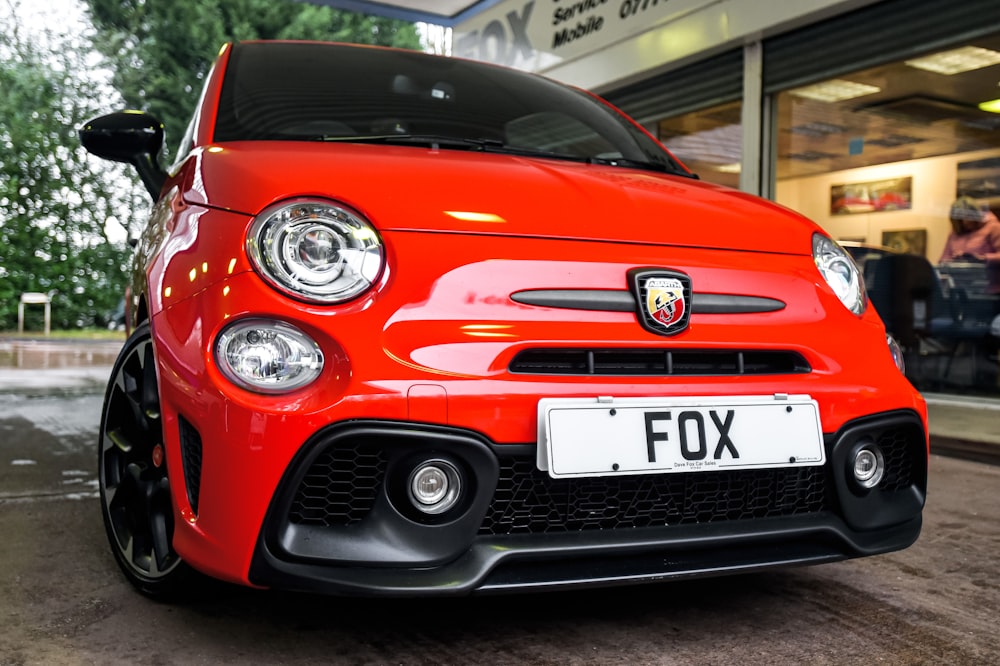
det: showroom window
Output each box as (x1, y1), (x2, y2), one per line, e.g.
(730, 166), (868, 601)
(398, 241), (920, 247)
(772, 35), (1000, 395)
(605, 50), (743, 188)
(656, 100), (743, 188)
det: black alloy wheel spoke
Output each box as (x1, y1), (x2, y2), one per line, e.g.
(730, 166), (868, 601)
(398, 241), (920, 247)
(141, 343), (161, 421)
(148, 477), (174, 574)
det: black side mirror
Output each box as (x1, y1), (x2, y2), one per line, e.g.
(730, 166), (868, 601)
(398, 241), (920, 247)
(79, 111), (167, 199)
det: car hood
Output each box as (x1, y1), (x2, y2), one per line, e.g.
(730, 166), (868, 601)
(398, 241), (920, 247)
(178, 142), (819, 255)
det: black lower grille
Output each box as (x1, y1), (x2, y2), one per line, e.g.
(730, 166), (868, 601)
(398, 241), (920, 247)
(178, 416), (203, 515)
(871, 422), (915, 492)
(289, 443), (387, 526)
(509, 349), (811, 376)
(282, 420), (919, 533)
(479, 459), (831, 536)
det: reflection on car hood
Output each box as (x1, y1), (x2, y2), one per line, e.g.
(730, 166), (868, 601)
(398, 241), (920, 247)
(179, 142), (818, 255)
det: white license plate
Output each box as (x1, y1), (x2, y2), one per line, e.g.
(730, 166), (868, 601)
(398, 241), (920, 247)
(537, 395), (824, 479)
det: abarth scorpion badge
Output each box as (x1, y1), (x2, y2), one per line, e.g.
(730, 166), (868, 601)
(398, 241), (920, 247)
(628, 268), (692, 336)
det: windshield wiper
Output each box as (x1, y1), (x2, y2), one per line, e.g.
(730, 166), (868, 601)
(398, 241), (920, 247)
(586, 155), (692, 177)
(318, 134), (692, 176)
(319, 134), (507, 150)
(322, 134), (596, 161)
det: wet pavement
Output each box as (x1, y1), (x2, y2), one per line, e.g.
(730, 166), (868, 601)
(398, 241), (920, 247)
(0, 339), (120, 397)
(0, 338), (122, 370)
(0, 340), (115, 503)
(0, 393), (101, 502)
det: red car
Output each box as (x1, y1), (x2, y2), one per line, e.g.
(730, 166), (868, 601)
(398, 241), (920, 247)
(80, 41), (927, 598)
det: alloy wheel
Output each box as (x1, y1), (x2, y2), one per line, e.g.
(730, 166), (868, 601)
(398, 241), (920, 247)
(98, 324), (185, 589)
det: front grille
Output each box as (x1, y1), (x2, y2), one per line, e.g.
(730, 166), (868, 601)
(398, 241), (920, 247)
(509, 348), (811, 376)
(479, 459), (831, 535)
(178, 416), (203, 515)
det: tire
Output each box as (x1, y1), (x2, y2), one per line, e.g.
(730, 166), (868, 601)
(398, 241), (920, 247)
(98, 322), (201, 599)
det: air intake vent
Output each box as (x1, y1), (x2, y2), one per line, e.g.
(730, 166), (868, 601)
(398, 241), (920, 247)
(178, 416), (203, 515)
(509, 348), (811, 376)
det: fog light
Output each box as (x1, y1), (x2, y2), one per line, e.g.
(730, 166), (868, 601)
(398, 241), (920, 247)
(853, 445), (885, 489)
(408, 460), (462, 515)
(215, 319), (323, 393)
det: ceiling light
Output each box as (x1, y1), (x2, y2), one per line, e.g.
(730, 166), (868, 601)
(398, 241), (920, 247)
(979, 98), (1000, 114)
(789, 79), (881, 103)
(716, 163), (742, 173)
(788, 121), (848, 136)
(905, 46), (1000, 75)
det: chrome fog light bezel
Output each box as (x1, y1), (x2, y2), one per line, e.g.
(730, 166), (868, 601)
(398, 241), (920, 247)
(215, 319), (324, 394)
(853, 444), (885, 490)
(407, 460), (463, 515)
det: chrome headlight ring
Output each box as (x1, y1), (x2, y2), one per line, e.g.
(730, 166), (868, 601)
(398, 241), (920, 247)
(215, 319), (324, 394)
(813, 233), (866, 316)
(247, 198), (384, 304)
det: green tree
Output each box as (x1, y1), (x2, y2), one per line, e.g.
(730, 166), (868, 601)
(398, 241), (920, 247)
(0, 4), (140, 331)
(85, 0), (422, 159)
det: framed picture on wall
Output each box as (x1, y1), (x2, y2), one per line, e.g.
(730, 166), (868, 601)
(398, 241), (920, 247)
(831, 176), (912, 215)
(881, 228), (927, 257)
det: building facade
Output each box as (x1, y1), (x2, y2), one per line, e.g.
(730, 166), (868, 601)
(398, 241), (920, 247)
(455, 0), (1000, 396)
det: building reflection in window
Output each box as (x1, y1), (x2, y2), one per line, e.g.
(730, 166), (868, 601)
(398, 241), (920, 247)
(656, 100), (742, 188)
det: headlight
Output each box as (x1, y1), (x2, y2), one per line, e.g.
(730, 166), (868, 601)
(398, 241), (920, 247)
(813, 234), (866, 315)
(247, 199), (384, 303)
(887, 334), (905, 374)
(215, 319), (323, 393)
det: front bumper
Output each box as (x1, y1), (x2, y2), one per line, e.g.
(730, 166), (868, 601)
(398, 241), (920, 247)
(242, 410), (925, 596)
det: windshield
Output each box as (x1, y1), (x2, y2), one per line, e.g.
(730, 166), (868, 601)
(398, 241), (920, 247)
(214, 42), (689, 176)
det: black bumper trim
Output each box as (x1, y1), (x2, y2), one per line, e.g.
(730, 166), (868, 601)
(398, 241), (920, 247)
(249, 512), (921, 597)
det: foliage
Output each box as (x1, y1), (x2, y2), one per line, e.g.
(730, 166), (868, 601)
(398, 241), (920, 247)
(85, 0), (423, 159)
(0, 0), (420, 333)
(0, 4), (140, 332)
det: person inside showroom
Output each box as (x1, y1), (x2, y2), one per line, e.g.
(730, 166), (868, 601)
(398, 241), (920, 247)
(938, 196), (1000, 382)
(939, 196), (1000, 295)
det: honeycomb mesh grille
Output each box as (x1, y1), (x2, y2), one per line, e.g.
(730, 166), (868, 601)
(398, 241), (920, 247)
(478, 460), (831, 536)
(874, 424), (915, 492)
(289, 443), (387, 526)
(178, 416), (203, 515)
